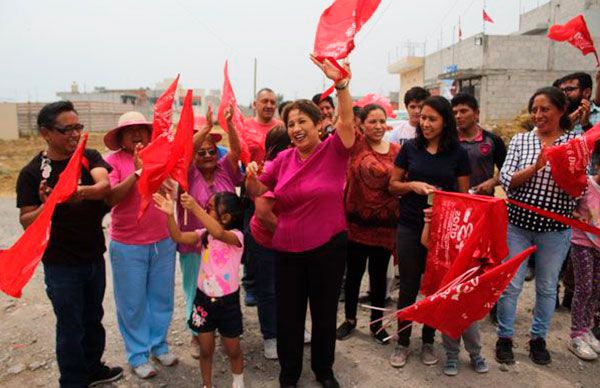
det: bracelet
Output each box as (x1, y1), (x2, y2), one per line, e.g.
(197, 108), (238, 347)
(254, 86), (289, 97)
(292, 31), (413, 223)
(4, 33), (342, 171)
(335, 80), (349, 91)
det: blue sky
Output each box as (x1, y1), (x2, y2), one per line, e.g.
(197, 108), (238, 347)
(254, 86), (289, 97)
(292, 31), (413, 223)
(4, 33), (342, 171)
(0, 0), (536, 104)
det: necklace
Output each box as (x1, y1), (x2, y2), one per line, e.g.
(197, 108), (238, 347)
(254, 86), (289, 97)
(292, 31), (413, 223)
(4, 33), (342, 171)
(40, 150), (52, 179)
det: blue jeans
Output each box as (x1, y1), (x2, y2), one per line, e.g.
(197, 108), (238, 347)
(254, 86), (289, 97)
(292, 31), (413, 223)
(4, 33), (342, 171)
(247, 233), (277, 339)
(109, 238), (176, 367)
(44, 260), (106, 388)
(180, 252), (201, 333)
(497, 224), (571, 339)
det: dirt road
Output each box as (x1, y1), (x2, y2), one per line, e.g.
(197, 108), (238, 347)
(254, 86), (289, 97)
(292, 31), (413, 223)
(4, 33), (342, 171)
(0, 197), (598, 387)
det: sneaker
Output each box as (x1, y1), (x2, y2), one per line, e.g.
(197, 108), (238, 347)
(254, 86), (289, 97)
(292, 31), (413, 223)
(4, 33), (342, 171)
(389, 345), (410, 368)
(244, 292), (257, 307)
(88, 365), (124, 387)
(304, 329), (312, 344)
(370, 325), (390, 345)
(470, 355), (489, 373)
(264, 338), (278, 360)
(443, 358), (458, 376)
(316, 376), (340, 388)
(583, 331), (600, 353)
(495, 337), (515, 364)
(568, 336), (598, 361)
(524, 266), (535, 282)
(420, 343), (438, 365)
(191, 335), (201, 359)
(154, 352), (178, 367)
(529, 337), (551, 365)
(133, 363), (157, 379)
(336, 320), (356, 340)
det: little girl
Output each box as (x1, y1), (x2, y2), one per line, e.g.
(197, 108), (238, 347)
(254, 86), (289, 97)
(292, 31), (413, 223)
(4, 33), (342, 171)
(154, 191), (245, 388)
(421, 207), (488, 376)
(568, 162), (600, 361)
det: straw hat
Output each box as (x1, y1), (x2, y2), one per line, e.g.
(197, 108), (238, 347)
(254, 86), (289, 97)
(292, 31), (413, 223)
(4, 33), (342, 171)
(104, 111), (152, 150)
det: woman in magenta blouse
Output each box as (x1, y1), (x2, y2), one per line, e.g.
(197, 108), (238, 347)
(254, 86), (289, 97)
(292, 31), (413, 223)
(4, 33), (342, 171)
(246, 57), (355, 388)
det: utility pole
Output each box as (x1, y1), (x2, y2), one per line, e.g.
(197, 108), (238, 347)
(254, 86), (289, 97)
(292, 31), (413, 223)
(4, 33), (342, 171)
(253, 58), (257, 99)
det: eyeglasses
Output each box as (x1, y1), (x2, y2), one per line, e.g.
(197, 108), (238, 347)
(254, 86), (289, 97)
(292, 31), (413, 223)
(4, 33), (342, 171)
(197, 149), (217, 157)
(52, 123), (85, 134)
(560, 86), (579, 93)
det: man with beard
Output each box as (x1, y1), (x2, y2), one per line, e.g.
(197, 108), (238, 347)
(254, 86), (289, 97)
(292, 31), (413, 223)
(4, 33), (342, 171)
(16, 101), (122, 387)
(557, 72), (599, 131)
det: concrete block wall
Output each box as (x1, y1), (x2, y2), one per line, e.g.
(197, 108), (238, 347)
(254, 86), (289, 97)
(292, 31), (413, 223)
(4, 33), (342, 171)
(519, 1), (551, 33)
(424, 36), (484, 83)
(485, 36), (551, 70)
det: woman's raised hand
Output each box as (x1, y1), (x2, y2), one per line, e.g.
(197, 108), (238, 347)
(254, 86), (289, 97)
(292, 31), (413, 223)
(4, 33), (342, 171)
(153, 192), (174, 216)
(310, 54), (351, 84)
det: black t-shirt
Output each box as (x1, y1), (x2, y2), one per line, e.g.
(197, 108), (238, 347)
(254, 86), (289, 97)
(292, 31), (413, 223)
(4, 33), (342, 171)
(394, 139), (471, 232)
(16, 149), (112, 265)
(459, 130), (507, 192)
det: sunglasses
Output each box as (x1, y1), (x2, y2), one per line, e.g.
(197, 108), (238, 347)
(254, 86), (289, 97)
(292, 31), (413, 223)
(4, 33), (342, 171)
(197, 149), (217, 157)
(52, 123), (85, 134)
(560, 86), (579, 93)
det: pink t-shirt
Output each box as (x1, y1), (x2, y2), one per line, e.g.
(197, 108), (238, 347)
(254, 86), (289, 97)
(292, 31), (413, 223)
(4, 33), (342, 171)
(177, 156), (242, 254)
(195, 228), (244, 297)
(244, 117), (282, 163)
(249, 191), (278, 248)
(259, 133), (351, 252)
(572, 176), (600, 250)
(105, 150), (170, 245)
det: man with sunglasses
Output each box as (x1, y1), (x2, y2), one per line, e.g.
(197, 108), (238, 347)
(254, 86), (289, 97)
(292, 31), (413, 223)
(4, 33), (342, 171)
(16, 101), (122, 387)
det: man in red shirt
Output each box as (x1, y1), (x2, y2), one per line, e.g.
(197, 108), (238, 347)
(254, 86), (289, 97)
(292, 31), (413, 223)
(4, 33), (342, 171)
(244, 88), (282, 163)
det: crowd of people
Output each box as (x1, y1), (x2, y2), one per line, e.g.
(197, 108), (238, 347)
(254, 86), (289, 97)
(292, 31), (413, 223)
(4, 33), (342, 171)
(14, 61), (600, 388)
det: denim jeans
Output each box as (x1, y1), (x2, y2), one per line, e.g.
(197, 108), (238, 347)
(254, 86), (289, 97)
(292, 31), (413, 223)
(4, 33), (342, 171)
(496, 223), (571, 339)
(246, 233), (277, 339)
(180, 252), (201, 333)
(44, 260), (106, 388)
(109, 238), (176, 367)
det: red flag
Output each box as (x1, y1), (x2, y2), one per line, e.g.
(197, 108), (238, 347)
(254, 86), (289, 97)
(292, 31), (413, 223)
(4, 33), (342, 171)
(169, 90), (195, 192)
(152, 75), (180, 141)
(137, 133), (172, 219)
(353, 93), (397, 118)
(217, 61), (251, 164)
(314, 0), (381, 60)
(0, 133), (88, 298)
(483, 10), (494, 24)
(421, 191), (508, 296)
(548, 15), (599, 66)
(313, 0), (381, 100)
(397, 246), (536, 339)
(544, 122), (600, 197)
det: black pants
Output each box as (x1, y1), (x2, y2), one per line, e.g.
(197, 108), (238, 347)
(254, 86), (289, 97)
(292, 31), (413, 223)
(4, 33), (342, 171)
(275, 232), (346, 385)
(395, 224), (435, 346)
(344, 240), (390, 325)
(44, 260), (106, 388)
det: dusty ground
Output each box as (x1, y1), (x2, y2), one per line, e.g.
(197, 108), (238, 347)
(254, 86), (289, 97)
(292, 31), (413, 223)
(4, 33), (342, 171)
(0, 134), (598, 387)
(0, 195), (598, 388)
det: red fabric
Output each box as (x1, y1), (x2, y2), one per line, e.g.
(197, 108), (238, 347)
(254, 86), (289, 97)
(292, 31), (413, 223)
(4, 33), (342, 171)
(421, 191), (508, 296)
(137, 133), (171, 219)
(507, 198), (600, 237)
(397, 246), (536, 339)
(313, 0), (380, 100)
(217, 61), (251, 165)
(152, 75), (179, 141)
(169, 90), (195, 192)
(483, 10), (494, 23)
(548, 15), (599, 65)
(313, 0), (381, 60)
(545, 123), (600, 197)
(0, 133), (88, 298)
(353, 93), (396, 118)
